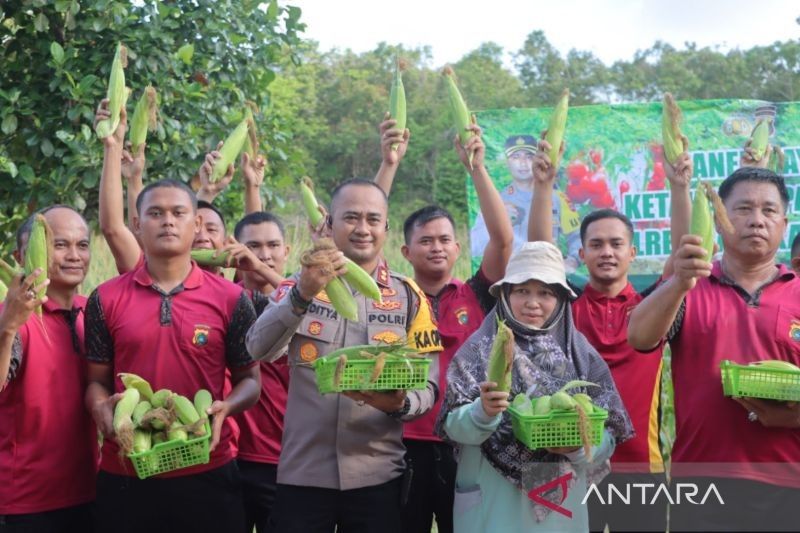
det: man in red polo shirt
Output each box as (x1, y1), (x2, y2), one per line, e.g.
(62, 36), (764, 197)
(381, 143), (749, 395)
(0, 206), (98, 532)
(96, 100), (263, 275)
(229, 211), (290, 533)
(85, 179), (260, 533)
(527, 138), (692, 532)
(375, 118), (513, 533)
(629, 166), (800, 531)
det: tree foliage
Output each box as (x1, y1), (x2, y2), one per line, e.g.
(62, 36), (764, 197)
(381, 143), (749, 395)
(0, 0), (304, 248)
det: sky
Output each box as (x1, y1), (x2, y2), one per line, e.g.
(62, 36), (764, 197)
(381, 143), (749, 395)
(290, 0), (799, 68)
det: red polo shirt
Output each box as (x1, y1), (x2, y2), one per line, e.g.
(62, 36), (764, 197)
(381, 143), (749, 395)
(86, 261), (257, 478)
(404, 268), (494, 441)
(234, 290), (290, 464)
(0, 297), (98, 515)
(572, 283), (664, 473)
(669, 261), (800, 487)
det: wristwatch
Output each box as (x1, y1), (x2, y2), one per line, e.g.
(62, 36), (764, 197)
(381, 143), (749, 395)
(387, 396), (411, 419)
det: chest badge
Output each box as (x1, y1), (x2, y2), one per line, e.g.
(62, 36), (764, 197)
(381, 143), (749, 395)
(308, 321), (323, 336)
(192, 324), (211, 346)
(790, 321), (800, 342)
(455, 306), (469, 326)
(300, 342), (319, 362)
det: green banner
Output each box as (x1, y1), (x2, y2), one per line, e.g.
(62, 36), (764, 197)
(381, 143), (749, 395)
(469, 99), (800, 289)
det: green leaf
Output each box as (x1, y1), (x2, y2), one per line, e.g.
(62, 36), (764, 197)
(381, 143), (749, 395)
(176, 43), (194, 65)
(50, 42), (65, 65)
(40, 139), (54, 157)
(1, 115), (17, 135)
(34, 13), (49, 32)
(18, 165), (35, 184)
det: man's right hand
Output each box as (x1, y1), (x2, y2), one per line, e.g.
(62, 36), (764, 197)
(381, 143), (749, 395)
(296, 249), (347, 301)
(0, 270), (49, 333)
(379, 113), (410, 167)
(94, 99), (127, 149)
(92, 392), (122, 439)
(532, 137), (561, 186)
(672, 234), (713, 291)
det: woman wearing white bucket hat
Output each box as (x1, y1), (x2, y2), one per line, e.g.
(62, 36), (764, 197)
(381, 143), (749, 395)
(435, 241), (633, 532)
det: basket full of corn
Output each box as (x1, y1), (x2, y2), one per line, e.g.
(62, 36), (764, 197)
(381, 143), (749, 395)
(720, 360), (800, 402)
(313, 344), (431, 394)
(113, 374), (214, 479)
(507, 381), (608, 454)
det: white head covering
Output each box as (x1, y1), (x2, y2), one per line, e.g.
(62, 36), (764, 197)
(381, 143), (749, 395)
(489, 241), (577, 299)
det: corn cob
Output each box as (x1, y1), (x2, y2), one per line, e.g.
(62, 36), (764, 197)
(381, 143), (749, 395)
(573, 393), (595, 414)
(389, 58), (407, 151)
(172, 394), (200, 426)
(96, 43), (130, 139)
(119, 372), (154, 401)
(748, 117), (771, 162)
(690, 181), (714, 260)
(243, 103), (259, 159)
(368, 352), (387, 384)
(487, 316), (514, 392)
(333, 354), (347, 389)
(167, 421), (188, 442)
(550, 390), (577, 410)
(132, 401), (152, 427)
(113, 388), (140, 455)
(193, 389), (213, 419)
(544, 89), (569, 166)
(533, 395), (552, 415)
(191, 249), (231, 267)
(152, 431), (167, 445)
(768, 145), (785, 174)
(151, 389), (173, 409)
(325, 277), (358, 321)
(24, 214), (52, 316)
(210, 118), (250, 182)
(0, 281), (6, 301)
(129, 85), (157, 154)
(300, 176), (325, 227)
(749, 360), (800, 372)
(442, 66), (475, 168)
(0, 258), (19, 287)
(662, 93), (685, 165)
(343, 258), (381, 302)
(133, 429), (152, 454)
(140, 407), (172, 431)
(512, 393), (533, 415)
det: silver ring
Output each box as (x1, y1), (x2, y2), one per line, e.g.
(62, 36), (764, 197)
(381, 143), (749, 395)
(748, 411), (758, 422)
(26, 290), (36, 301)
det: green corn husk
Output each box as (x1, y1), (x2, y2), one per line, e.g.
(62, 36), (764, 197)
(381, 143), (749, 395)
(389, 58), (407, 151)
(690, 181), (714, 260)
(748, 117), (771, 162)
(210, 118), (250, 182)
(300, 176), (325, 227)
(544, 89), (569, 166)
(96, 43), (130, 139)
(243, 102), (259, 159)
(129, 85), (158, 153)
(0, 258), (19, 287)
(768, 145), (785, 174)
(191, 249), (231, 267)
(0, 280), (7, 301)
(487, 316), (514, 392)
(662, 93), (684, 165)
(24, 214), (52, 315)
(442, 65), (474, 168)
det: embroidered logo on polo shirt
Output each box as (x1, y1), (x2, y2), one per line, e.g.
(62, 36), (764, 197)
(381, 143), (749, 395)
(381, 287), (397, 297)
(308, 321), (323, 336)
(299, 342), (318, 362)
(377, 264), (389, 286)
(192, 324), (211, 346)
(790, 321), (800, 342)
(455, 306), (469, 326)
(373, 330), (402, 344)
(315, 290), (331, 304)
(373, 299), (402, 311)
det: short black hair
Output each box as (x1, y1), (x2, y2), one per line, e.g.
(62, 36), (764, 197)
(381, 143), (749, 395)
(329, 178), (388, 215)
(718, 167), (789, 212)
(579, 209), (634, 244)
(791, 232), (800, 259)
(197, 200), (226, 232)
(234, 211), (285, 241)
(15, 204), (87, 251)
(403, 205), (455, 244)
(136, 179), (198, 215)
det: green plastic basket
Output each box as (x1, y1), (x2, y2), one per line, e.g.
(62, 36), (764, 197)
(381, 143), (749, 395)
(720, 360), (800, 401)
(314, 355), (431, 394)
(128, 422), (211, 479)
(508, 401), (608, 450)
